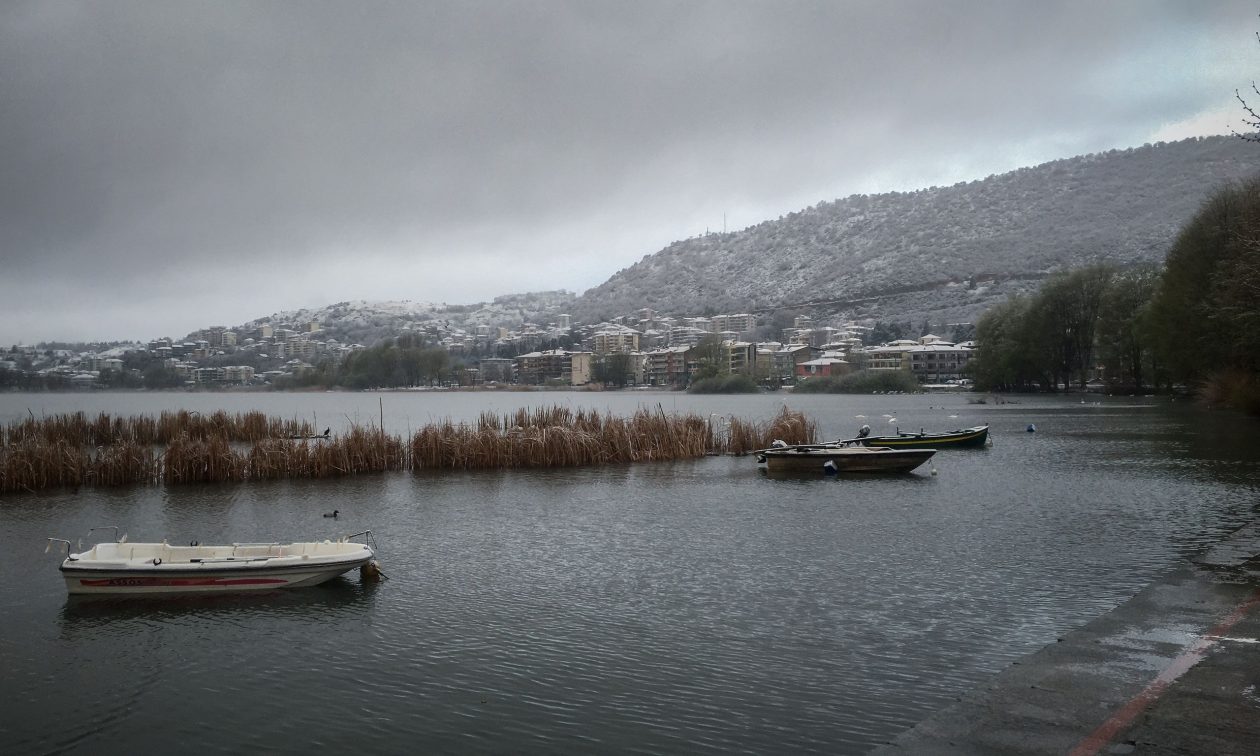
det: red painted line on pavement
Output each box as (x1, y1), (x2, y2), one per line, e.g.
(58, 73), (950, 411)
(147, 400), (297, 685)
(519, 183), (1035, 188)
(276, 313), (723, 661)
(1069, 588), (1260, 756)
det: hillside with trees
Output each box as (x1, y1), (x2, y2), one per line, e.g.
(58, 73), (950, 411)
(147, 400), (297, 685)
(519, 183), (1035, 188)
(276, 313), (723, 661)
(969, 175), (1260, 412)
(227, 291), (576, 347)
(571, 136), (1260, 326)
(1147, 175), (1260, 410)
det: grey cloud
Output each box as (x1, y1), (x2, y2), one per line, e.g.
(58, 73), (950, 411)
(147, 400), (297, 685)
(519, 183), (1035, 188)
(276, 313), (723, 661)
(0, 0), (1255, 342)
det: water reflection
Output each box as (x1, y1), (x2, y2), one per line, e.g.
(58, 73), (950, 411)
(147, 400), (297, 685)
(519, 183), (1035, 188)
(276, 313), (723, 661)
(758, 466), (942, 484)
(3, 393), (1260, 754)
(58, 578), (382, 636)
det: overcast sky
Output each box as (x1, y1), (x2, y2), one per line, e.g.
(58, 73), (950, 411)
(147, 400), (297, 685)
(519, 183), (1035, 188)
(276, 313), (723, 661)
(2, 0), (1257, 344)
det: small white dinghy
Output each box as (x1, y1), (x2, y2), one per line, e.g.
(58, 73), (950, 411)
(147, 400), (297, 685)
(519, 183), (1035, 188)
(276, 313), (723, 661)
(51, 531), (377, 595)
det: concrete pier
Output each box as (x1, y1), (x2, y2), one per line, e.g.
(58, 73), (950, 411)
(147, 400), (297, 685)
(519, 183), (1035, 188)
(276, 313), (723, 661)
(872, 524), (1260, 755)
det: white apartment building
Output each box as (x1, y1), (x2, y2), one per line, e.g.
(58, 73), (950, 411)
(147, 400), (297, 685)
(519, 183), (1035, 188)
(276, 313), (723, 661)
(593, 325), (641, 354)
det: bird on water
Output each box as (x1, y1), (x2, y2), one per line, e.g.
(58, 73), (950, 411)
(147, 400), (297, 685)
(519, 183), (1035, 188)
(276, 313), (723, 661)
(323, 509), (339, 518)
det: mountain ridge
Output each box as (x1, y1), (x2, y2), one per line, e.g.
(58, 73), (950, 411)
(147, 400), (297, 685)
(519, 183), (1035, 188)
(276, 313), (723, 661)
(196, 135), (1260, 346)
(212, 290), (576, 346)
(569, 135), (1260, 326)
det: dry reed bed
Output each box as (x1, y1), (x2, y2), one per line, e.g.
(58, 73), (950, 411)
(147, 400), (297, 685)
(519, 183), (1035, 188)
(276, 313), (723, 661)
(412, 406), (814, 469)
(0, 440), (160, 491)
(1, 410), (314, 447)
(410, 414), (706, 469)
(248, 428), (406, 480)
(0, 430), (404, 493)
(0, 406), (815, 492)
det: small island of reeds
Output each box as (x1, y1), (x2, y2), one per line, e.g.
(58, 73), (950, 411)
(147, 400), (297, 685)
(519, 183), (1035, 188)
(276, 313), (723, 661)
(0, 406), (816, 494)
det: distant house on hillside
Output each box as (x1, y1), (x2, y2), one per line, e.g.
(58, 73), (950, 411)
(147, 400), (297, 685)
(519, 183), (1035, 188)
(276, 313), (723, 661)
(477, 357), (514, 384)
(515, 349), (592, 386)
(771, 344), (819, 382)
(592, 324), (641, 354)
(906, 342), (973, 383)
(855, 340), (918, 372)
(643, 346), (692, 388)
(797, 353), (850, 379)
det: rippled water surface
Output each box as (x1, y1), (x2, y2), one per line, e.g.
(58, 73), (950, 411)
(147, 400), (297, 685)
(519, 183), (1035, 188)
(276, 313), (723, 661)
(2, 391), (1258, 754)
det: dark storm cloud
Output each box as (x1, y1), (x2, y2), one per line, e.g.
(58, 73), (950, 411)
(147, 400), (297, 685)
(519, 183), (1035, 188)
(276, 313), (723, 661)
(0, 0), (1254, 341)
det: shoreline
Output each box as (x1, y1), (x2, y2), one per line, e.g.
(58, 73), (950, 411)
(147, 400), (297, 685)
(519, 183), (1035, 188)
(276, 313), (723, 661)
(871, 521), (1260, 754)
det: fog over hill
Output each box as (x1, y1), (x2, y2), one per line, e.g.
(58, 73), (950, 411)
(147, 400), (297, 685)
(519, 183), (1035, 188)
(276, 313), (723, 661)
(200, 135), (1260, 346)
(570, 135), (1260, 327)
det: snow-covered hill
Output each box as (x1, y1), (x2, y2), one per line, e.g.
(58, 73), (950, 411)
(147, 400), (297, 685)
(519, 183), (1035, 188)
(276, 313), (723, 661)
(570, 135), (1260, 326)
(225, 290), (576, 344)
(189, 136), (1260, 343)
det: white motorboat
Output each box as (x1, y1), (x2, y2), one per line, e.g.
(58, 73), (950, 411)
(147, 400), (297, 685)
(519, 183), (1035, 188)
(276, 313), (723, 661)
(52, 533), (377, 595)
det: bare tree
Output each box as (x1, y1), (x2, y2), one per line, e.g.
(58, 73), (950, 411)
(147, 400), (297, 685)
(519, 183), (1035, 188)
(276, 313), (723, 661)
(1237, 30), (1260, 141)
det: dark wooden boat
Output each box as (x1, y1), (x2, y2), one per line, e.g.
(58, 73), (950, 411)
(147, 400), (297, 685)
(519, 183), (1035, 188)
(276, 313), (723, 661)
(846, 424), (989, 449)
(755, 443), (936, 474)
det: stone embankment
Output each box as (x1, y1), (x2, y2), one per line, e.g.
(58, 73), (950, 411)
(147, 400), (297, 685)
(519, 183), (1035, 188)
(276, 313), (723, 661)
(872, 522), (1260, 755)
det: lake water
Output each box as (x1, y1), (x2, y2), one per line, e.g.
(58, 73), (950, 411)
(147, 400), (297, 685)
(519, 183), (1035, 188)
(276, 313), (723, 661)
(2, 390), (1257, 754)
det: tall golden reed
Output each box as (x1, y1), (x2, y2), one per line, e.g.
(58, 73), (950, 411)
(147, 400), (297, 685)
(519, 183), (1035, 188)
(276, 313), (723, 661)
(410, 406), (811, 470)
(1, 410), (313, 447)
(1, 406), (814, 492)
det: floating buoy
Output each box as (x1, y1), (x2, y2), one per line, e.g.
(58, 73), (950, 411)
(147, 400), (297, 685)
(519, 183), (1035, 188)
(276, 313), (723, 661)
(1026, 424), (1036, 433)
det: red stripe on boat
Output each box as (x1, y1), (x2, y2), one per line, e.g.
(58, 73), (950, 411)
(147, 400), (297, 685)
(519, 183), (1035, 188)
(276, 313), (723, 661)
(79, 577), (290, 587)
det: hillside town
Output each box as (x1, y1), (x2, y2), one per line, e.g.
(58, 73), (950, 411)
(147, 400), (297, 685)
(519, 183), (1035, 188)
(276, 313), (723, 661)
(0, 307), (974, 391)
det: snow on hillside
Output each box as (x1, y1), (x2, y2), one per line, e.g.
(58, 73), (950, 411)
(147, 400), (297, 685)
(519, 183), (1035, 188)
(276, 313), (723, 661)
(223, 291), (576, 345)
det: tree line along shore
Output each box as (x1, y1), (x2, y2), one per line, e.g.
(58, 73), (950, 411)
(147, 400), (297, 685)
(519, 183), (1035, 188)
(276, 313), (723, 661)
(0, 407), (816, 494)
(967, 176), (1260, 415)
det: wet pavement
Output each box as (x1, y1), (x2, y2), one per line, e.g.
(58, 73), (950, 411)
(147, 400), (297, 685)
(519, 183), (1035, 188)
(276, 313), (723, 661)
(872, 523), (1260, 755)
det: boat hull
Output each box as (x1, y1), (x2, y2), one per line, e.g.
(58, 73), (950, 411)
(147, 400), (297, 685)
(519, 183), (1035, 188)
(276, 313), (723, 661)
(62, 563), (367, 595)
(59, 542), (374, 595)
(854, 425), (989, 449)
(761, 446), (935, 474)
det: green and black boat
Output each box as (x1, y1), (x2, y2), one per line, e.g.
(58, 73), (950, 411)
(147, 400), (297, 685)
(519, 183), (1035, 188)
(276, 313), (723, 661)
(845, 424), (989, 449)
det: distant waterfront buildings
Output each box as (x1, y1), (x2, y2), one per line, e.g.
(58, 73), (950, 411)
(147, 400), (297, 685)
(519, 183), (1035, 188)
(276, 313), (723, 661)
(514, 349), (592, 386)
(1, 303), (977, 390)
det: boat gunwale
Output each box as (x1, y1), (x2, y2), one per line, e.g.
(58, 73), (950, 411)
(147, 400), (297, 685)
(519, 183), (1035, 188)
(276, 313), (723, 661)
(59, 555), (373, 577)
(60, 542), (374, 576)
(849, 424), (989, 447)
(753, 443), (937, 456)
